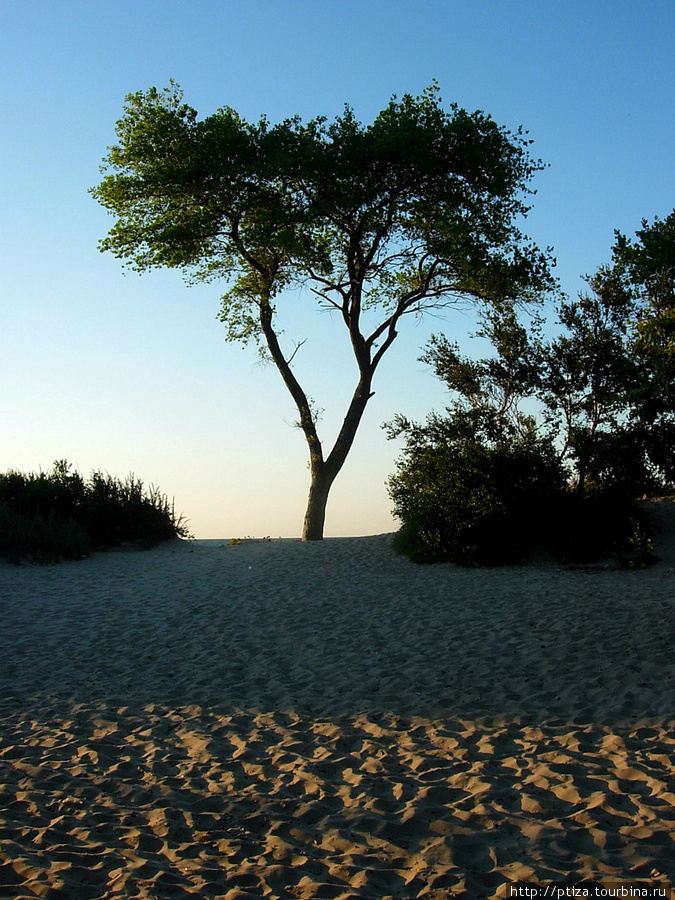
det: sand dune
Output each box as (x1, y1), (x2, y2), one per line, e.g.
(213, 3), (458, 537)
(1, 522), (674, 898)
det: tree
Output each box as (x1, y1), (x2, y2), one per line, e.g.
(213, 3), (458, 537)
(388, 214), (675, 566)
(419, 303), (543, 435)
(613, 210), (675, 305)
(446, 266), (670, 499)
(386, 288), (661, 566)
(609, 211), (675, 488)
(613, 211), (675, 421)
(535, 266), (645, 496)
(92, 82), (554, 540)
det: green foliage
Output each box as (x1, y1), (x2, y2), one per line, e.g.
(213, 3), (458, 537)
(540, 489), (654, 567)
(0, 461), (191, 564)
(614, 517), (656, 569)
(92, 82), (553, 315)
(421, 303), (542, 431)
(536, 221), (675, 497)
(387, 408), (659, 568)
(387, 409), (566, 565)
(613, 210), (675, 302)
(613, 211), (675, 425)
(388, 214), (675, 565)
(386, 305), (564, 565)
(534, 266), (648, 496)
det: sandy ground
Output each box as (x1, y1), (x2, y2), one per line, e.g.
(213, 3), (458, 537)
(1, 502), (674, 898)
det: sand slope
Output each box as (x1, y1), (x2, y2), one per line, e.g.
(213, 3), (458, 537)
(1, 527), (674, 898)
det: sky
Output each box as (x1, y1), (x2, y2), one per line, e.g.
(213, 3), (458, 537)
(1, 0), (673, 538)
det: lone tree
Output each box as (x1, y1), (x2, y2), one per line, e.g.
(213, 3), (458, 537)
(92, 83), (553, 540)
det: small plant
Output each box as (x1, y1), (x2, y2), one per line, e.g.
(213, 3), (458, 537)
(228, 535), (275, 545)
(614, 519), (657, 569)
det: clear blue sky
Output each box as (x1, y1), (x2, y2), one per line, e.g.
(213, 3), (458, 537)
(1, 0), (673, 537)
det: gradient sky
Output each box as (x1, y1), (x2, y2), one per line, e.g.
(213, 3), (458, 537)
(1, 0), (673, 538)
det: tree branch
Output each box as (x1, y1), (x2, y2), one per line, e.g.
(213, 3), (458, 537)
(257, 297), (325, 471)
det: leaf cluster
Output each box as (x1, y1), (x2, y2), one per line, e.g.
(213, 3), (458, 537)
(614, 211), (675, 414)
(92, 82), (555, 351)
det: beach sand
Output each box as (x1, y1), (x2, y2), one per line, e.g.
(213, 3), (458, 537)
(1, 503), (674, 898)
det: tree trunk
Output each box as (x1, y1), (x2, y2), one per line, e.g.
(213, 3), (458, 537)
(258, 289), (380, 541)
(576, 461), (587, 499)
(302, 466), (336, 541)
(300, 383), (374, 541)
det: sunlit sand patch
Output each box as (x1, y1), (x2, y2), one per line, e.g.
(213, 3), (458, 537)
(1, 702), (674, 898)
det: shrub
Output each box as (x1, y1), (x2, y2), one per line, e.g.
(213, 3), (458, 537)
(389, 414), (658, 567)
(388, 410), (567, 565)
(0, 504), (90, 564)
(545, 489), (656, 567)
(78, 471), (188, 547)
(0, 461), (191, 564)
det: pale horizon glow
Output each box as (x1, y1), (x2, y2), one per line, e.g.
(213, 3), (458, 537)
(1, 1), (673, 537)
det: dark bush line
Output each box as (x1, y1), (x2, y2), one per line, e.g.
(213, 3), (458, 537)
(391, 479), (658, 569)
(388, 418), (659, 568)
(0, 460), (191, 564)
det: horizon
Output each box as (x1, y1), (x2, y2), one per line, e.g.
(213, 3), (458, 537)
(2, 0), (673, 538)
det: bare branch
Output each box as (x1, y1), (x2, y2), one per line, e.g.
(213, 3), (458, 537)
(287, 338), (307, 365)
(309, 287), (343, 311)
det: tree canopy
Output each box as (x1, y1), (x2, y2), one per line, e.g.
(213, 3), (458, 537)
(92, 82), (554, 539)
(613, 211), (675, 418)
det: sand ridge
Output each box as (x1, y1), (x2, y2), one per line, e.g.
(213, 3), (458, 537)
(1, 531), (674, 897)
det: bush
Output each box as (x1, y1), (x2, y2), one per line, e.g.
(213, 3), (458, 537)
(0, 461), (191, 564)
(0, 505), (90, 565)
(388, 411), (658, 567)
(545, 489), (656, 567)
(388, 410), (567, 565)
